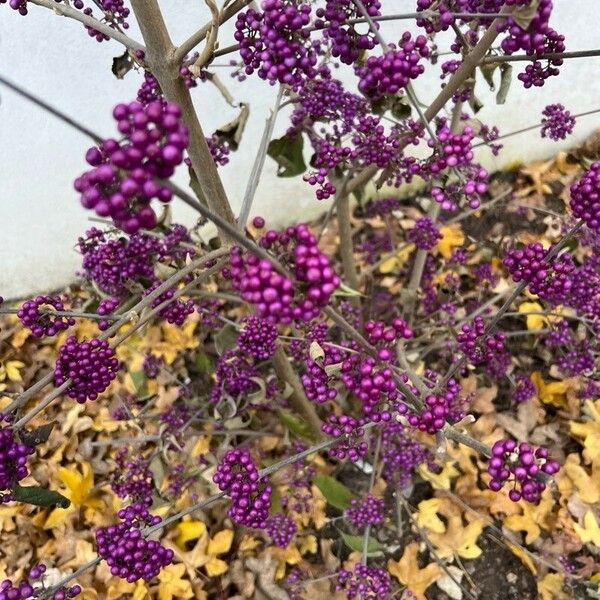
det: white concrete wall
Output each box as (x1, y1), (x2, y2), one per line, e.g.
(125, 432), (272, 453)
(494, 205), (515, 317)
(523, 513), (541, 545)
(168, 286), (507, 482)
(1, 1), (599, 299)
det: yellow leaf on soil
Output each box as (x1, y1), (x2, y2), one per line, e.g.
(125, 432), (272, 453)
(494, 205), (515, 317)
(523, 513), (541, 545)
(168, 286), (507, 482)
(573, 511), (600, 546)
(518, 302), (546, 331)
(538, 572), (569, 600)
(388, 542), (442, 600)
(415, 498), (446, 534)
(436, 224), (465, 259)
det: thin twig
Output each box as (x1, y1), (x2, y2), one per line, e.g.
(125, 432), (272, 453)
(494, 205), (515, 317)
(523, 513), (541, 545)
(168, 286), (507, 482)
(28, 0), (144, 51)
(238, 86), (284, 228)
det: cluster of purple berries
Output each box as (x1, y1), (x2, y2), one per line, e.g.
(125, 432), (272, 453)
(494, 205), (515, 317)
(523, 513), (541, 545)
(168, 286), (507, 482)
(109, 448), (154, 507)
(142, 353), (162, 378)
(503, 242), (574, 303)
(96, 503), (174, 582)
(228, 224), (340, 323)
(237, 316), (278, 360)
(407, 378), (465, 434)
(210, 350), (261, 404)
(75, 101), (189, 234)
(356, 33), (429, 99)
(301, 342), (346, 403)
(234, 1), (317, 88)
(97, 296), (119, 331)
(314, 0), (381, 65)
(456, 315), (506, 366)
(213, 448), (272, 529)
(408, 217), (442, 250)
(77, 228), (159, 297)
(429, 123), (475, 172)
(364, 318), (413, 360)
(0, 417), (35, 503)
(0, 564), (81, 600)
(335, 563), (391, 600)
(266, 513), (297, 547)
(17, 295), (75, 337)
(322, 414), (369, 461)
(381, 420), (432, 490)
(498, 0), (564, 88)
(570, 163), (600, 232)
(487, 439), (560, 504)
(512, 374), (536, 403)
(345, 494), (384, 528)
(540, 103), (576, 141)
(54, 336), (120, 403)
(145, 282), (195, 327)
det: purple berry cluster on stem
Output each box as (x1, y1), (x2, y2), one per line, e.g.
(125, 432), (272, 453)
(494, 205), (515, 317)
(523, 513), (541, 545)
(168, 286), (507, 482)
(234, 0), (317, 88)
(0, 417), (35, 503)
(17, 295), (75, 338)
(540, 103), (576, 141)
(356, 33), (429, 99)
(266, 512), (297, 547)
(75, 101), (189, 234)
(488, 439), (559, 504)
(345, 494), (384, 528)
(54, 336), (120, 403)
(315, 0), (381, 65)
(0, 564), (81, 600)
(96, 503), (174, 583)
(570, 163), (600, 231)
(237, 316), (278, 360)
(335, 563), (391, 600)
(213, 448), (272, 529)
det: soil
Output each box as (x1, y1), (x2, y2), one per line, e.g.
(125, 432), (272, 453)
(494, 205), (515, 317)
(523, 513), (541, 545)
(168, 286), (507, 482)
(426, 535), (539, 600)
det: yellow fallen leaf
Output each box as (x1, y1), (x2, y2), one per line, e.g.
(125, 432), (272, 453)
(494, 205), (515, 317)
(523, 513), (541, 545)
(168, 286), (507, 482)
(299, 534), (317, 555)
(518, 302), (546, 331)
(175, 520), (207, 548)
(538, 572), (569, 600)
(239, 535), (260, 552)
(388, 542), (442, 600)
(504, 493), (554, 544)
(573, 511), (600, 546)
(558, 454), (600, 504)
(415, 498), (446, 534)
(427, 502), (484, 560)
(0, 360), (26, 382)
(379, 243), (416, 274)
(157, 563), (194, 600)
(570, 400), (600, 466)
(530, 371), (570, 408)
(45, 461), (103, 528)
(207, 529), (234, 556)
(436, 224), (465, 259)
(418, 461), (459, 490)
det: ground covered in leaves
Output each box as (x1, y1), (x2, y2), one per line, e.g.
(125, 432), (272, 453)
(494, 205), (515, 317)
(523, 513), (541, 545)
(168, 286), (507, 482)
(2, 143), (600, 599)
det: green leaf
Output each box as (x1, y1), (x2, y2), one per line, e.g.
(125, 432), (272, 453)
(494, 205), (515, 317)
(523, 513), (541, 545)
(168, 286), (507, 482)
(267, 134), (307, 178)
(130, 370), (147, 396)
(269, 487), (282, 515)
(278, 410), (317, 441)
(313, 475), (355, 509)
(340, 532), (384, 555)
(496, 63), (513, 105)
(12, 485), (70, 509)
(214, 323), (239, 356)
(194, 352), (214, 373)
